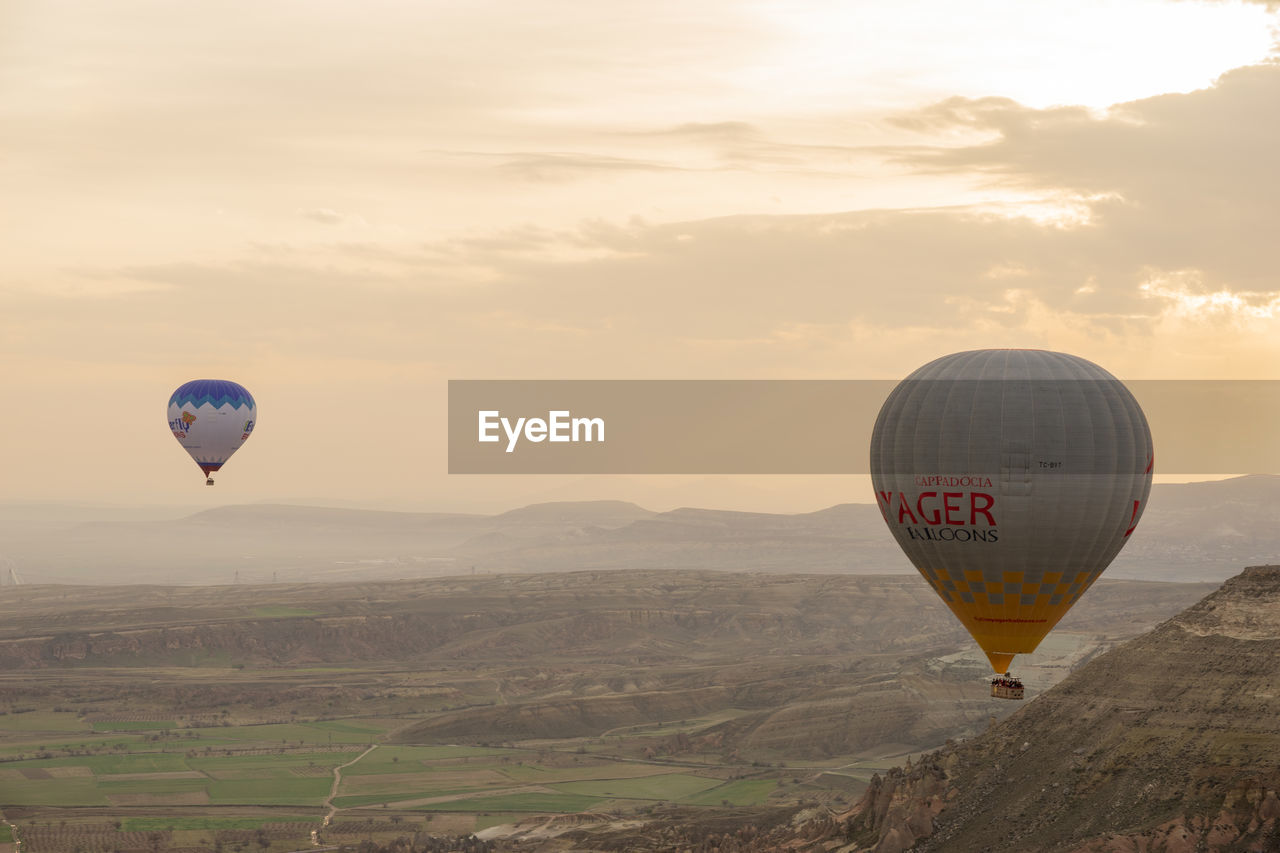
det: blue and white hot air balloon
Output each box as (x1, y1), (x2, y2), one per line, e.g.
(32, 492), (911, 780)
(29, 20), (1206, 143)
(167, 380), (257, 485)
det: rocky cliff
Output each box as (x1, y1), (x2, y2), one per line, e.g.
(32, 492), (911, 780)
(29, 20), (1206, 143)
(844, 565), (1280, 853)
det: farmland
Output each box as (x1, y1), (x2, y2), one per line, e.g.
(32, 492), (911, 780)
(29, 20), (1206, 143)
(0, 570), (1214, 850)
(0, 702), (802, 849)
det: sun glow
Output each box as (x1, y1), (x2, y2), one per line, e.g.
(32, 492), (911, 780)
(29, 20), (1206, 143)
(747, 0), (1276, 111)
(1142, 276), (1280, 320)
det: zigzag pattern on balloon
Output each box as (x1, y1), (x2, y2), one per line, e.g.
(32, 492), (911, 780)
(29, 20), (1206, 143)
(169, 379), (256, 411)
(169, 393), (255, 410)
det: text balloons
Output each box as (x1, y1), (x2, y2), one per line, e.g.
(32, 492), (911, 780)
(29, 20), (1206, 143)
(869, 350), (1153, 674)
(168, 380), (257, 484)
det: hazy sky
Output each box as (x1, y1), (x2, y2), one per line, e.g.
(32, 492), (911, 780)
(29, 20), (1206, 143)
(3, 0), (1279, 511)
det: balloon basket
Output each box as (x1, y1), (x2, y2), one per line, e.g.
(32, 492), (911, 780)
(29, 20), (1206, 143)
(990, 674), (1024, 701)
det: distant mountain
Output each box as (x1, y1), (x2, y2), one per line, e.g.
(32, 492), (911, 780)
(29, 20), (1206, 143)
(460, 476), (1280, 582)
(186, 504), (484, 529)
(2, 476), (1277, 585)
(489, 499), (654, 526)
(1118, 475), (1280, 582)
(453, 503), (892, 575)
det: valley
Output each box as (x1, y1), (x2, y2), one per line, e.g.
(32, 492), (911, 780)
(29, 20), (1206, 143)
(0, 570), (1212, 851)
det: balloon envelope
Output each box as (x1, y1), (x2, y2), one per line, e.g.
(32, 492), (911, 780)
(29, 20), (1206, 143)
(168, 379), (257, 479)
(869, 350), (1152, 673)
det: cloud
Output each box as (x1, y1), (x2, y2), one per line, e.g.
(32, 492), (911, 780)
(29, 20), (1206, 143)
(428, 118), (882, 190)
(455, 138), (874, 183)
(882, 64), (1280, 301)
(298, 208), (346, 225)
(493, 152), (690, 182)
(11, 60), (1280, 382)
(1139, 270), (1280, 320)
(20, 182), (1257, 378)
(642, 121), (760, 140)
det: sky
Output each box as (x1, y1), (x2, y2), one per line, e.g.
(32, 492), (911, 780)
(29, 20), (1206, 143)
(3, 0), (1279, 512)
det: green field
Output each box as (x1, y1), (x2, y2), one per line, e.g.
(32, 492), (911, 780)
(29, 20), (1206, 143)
(0, 573), (908, 853)
(186, 750), (355, 771)
(414, 792), (605, 813)
(0, 712), (87, 732)
(122, 817), (317, 831)
(551, 773), (722, 800)
(196, 723), (379, 744)
(500, 762), (670, 783)
(0, 740), (355, 809)
(308, 719), (387, 735)
(0, 735), (146, 757)
(5, 752), (190, 774)
(98, 778), (208, 794)
(90, 720), (177, 731)
(0, 779), (105, 806)
(684, 779), (777, 806)
(0, 719), (788, 817)
(207, 778), (333, 805)
(339, 744), (514, 775)
(331, 789), (474, 808)
(0, 701), (804, 841)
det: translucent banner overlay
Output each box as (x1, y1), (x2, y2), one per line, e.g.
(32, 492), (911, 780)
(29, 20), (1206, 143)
(448, 380), (1280, 474)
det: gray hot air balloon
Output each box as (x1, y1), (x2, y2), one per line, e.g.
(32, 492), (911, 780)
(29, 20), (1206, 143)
(869, 349), (1153, 688)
